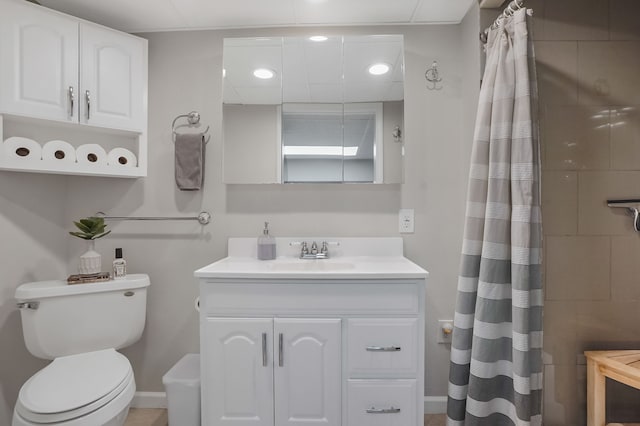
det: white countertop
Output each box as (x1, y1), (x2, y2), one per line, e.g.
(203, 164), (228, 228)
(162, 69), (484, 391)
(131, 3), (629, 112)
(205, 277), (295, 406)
(194, 238), (428, 280)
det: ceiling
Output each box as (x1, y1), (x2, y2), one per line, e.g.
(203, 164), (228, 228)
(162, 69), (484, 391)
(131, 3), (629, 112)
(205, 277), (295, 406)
(37, 0), (476, 33)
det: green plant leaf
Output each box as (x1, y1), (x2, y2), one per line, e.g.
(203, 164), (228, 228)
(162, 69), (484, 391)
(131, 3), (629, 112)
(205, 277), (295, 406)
(93, 230), (111, 239)
(79, 218), (95, 227)
(70, 216), (110, 240)
(73, 221), (92, 233)
(69, 231), (92, 240)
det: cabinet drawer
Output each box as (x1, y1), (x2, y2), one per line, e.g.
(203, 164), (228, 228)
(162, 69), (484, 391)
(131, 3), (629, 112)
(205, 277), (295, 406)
(201, 281), (420, 315)
(347, 379), (416, 426)
(347, 318), (418, 377)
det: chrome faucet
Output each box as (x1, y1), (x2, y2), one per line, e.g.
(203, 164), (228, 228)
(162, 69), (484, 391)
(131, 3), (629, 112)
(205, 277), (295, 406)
(290, 241), (339, 259)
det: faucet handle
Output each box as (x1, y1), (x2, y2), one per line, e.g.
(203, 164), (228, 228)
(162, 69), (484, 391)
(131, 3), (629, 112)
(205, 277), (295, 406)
(320, 241), (340, 255)
(289, 241), (309, 256)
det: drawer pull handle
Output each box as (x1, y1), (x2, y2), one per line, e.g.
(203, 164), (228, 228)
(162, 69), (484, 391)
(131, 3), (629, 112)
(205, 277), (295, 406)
(366, 406), (401, 414)
(366, 346), (401, 352)
(262, 333), (267, 367)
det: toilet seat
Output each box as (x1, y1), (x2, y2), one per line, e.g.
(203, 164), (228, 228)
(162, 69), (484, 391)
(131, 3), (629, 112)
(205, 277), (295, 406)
(15, 349), (132, 424)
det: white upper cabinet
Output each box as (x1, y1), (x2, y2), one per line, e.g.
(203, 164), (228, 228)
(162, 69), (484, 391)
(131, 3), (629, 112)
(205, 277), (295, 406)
(0, 0), (79, 121)
(0, 0), (147, 133)
(80, 24), (146, 131)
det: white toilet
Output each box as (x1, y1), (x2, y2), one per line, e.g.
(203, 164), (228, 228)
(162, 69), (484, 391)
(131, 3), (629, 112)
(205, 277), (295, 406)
(12, 274), (150, 426)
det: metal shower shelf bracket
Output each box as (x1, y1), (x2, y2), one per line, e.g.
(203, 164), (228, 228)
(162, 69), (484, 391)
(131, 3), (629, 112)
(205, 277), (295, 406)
(607, 199), (640, 232)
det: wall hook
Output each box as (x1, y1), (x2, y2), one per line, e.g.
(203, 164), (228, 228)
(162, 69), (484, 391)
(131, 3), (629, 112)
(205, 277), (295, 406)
(392, 125), (402, 143)
(607, 199), (640, 232)
(425, 61), (443, 90)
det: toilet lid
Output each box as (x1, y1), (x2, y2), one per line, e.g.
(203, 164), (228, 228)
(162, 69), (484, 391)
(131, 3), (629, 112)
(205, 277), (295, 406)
(19, 349), (131, 415)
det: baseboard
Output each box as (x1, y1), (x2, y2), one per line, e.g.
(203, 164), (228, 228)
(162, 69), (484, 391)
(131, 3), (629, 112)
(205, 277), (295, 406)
(133, 392), (446, 413)
(131, 392), (167, 409)
(424, 396), (447, 414)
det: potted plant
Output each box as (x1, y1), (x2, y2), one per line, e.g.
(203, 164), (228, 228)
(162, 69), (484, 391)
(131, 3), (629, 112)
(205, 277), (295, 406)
(69, 216), (111, 275)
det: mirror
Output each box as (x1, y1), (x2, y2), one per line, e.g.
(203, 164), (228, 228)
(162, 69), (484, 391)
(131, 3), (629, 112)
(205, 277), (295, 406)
(222, 35), (404, 184)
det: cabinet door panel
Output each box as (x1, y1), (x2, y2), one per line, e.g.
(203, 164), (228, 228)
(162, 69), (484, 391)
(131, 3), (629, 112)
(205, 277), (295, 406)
(274, 318), (341, 426)
(80, 23), (146, 131)
(204, 318), (274, 426)
(0, 0), (78, 121)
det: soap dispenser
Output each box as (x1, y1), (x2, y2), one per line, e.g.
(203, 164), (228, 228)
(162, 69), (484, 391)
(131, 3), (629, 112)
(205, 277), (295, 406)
(257, 222), (276, 260)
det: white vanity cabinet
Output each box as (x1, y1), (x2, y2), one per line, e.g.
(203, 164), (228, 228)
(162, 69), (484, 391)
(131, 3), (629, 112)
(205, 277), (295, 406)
(199, 279), (425, 426)
(196, 238), (428, 426)
(0, 0), (147, 132)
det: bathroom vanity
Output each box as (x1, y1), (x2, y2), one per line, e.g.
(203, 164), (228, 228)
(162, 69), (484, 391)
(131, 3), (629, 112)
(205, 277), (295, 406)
(195, 237), (428, 426)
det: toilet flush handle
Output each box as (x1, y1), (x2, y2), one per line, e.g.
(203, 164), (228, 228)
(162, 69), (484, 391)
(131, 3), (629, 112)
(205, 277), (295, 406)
(16, 301), (39, 310)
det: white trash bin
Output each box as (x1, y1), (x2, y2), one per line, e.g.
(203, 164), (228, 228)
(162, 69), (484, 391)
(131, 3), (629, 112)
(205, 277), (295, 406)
(162, 353), (201, 426)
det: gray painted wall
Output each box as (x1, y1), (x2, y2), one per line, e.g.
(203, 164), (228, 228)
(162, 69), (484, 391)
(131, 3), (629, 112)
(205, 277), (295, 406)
(0, 6), (479, 421)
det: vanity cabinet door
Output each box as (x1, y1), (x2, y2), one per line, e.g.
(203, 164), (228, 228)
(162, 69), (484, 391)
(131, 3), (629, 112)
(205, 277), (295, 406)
(203, 318), (274, 426)
(80, 23), (147, 132)
(274, 318), (342, 426)
(0, 0), (79, 122)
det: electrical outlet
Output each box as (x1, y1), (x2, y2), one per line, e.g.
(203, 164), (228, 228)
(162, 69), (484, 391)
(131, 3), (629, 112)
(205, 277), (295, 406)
(399, 209), (414, 233)
(437, 320), (454, 344)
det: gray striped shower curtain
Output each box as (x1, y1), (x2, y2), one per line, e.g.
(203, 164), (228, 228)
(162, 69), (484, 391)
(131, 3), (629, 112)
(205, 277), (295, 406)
(447, 8), (542, 426)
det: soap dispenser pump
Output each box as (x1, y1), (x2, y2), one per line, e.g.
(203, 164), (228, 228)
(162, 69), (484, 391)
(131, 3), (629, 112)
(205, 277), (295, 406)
(257, 222), (276, 260)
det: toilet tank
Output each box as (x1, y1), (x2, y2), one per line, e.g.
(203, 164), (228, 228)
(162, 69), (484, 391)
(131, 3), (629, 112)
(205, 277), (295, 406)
(15, 274), (150, 360)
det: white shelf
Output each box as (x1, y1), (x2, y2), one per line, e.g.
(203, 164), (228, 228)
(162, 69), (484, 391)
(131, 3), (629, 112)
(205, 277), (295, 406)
(0, 157), (145, 178)
(0, 114), (147, 178)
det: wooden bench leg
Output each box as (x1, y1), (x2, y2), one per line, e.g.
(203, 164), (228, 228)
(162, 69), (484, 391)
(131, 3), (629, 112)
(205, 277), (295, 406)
(587, 358), (606, 426)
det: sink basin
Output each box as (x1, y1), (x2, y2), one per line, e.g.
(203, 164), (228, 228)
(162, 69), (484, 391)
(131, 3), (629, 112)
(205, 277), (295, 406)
(267, 260), (356, 272)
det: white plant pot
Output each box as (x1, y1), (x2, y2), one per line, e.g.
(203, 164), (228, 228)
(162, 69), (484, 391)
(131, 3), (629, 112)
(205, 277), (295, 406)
(79, 240), (101, 275)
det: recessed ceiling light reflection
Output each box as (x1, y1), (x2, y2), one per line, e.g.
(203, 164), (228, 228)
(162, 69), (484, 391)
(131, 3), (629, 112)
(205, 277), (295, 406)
(253, 68), (275, 79)
(284, 146), (358, 156)
(309, 36), (328, 42)
(368, 63), (390, 75)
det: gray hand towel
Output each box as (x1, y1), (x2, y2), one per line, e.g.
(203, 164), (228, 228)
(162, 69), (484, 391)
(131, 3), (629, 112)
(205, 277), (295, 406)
(175, 133), (205, 190)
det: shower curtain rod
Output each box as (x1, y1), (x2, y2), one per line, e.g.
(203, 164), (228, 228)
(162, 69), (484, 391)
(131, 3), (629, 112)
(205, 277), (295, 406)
(480, 0), (525, 43)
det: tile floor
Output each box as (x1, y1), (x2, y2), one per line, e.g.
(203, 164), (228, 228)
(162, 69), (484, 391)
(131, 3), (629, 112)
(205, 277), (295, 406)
(124, 408), (447, 426)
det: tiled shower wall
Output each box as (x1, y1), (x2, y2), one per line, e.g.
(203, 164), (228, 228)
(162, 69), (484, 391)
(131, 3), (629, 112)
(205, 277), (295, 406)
(528, 0), (640, 424)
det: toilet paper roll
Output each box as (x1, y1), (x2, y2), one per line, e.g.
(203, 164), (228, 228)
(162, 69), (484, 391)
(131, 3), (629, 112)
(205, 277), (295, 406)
(42, 140), (76, 164)
(107, 147), (137, 167)
(3, 137), (42, 162)
(76, 144), (107, 166)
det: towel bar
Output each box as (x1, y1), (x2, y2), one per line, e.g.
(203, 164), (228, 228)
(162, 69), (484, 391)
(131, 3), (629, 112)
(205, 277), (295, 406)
(95, 211), (211, 225)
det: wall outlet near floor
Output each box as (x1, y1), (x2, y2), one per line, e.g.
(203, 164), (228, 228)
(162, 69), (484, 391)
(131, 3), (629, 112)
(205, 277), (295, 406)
(398, 209), (414, 233)
(437, 320), (454, 344)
